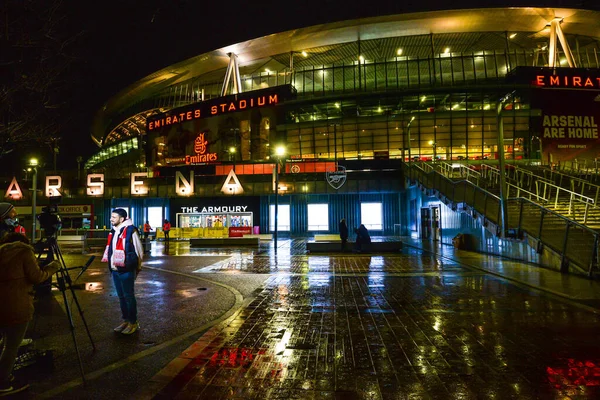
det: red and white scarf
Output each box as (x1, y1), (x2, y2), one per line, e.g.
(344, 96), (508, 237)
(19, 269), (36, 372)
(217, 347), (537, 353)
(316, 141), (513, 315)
(101, 226), (128, 267)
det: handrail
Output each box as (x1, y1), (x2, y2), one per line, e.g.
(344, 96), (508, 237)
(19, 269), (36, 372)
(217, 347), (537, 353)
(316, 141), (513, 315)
(480, 164), (595, 221)
(405, 162), (599, 277)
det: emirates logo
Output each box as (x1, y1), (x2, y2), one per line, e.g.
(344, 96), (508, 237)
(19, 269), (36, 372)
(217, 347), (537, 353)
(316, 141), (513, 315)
(194, 133), (208, 154)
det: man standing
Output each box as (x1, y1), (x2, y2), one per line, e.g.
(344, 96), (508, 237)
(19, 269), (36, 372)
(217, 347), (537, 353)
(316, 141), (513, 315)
(339, 218), (349, 252)
(101, 209), (144, 335)
(162, 219), (171, 243)
(143, 221), (152, 241)
(0, 203), (18, 238)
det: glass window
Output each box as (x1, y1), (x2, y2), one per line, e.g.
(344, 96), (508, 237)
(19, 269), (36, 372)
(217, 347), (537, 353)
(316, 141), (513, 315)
(269, 204), (290, 231)
(147, 207), (162, 231)
(361, 203), (382, 230)
(307, 204), (329, 231)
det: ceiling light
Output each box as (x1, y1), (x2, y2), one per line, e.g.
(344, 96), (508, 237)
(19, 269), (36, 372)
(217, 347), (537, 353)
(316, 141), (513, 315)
(509, 33), (517, 39)
(397, 48), (403, 56)
(301, 51), (307, 57)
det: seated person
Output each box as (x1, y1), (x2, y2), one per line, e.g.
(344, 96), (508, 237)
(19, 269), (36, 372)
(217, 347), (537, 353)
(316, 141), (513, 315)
(354, 224), (371, 252)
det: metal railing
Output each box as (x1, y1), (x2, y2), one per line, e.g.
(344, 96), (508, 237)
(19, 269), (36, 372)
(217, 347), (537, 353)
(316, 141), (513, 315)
(480, 164), (595, 222)
(405, 162), (599, 276)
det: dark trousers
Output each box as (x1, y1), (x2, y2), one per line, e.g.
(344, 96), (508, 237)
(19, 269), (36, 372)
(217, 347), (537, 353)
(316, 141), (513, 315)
(341, 238), (347, 251)
(111, 270), (137, 324)
(164, 231), (170, 242)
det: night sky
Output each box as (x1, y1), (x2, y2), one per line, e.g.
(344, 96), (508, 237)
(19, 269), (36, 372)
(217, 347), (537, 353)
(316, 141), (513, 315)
(14, 0), (598, 171)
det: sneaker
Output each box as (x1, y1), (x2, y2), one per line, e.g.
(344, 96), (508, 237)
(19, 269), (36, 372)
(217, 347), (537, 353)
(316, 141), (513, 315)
(113, 322), (129, 333)
(0, 381), (30, 397)
(19, 338), (33, 347)
(121, 322), (139, 335)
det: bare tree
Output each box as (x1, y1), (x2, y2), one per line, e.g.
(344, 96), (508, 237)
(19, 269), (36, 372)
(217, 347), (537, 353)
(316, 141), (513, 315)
(0, 0), (82, 160)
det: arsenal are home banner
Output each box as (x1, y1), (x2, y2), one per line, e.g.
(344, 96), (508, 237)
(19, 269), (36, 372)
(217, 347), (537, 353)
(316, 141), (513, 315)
(523, 67), (600, 163)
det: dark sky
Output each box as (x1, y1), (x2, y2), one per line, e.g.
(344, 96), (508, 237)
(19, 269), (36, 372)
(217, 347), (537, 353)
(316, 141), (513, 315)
(55, 0), (598, 168)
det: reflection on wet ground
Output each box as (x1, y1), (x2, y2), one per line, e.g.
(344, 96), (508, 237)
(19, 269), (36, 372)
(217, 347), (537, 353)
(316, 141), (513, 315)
(139, 238), (600, 399)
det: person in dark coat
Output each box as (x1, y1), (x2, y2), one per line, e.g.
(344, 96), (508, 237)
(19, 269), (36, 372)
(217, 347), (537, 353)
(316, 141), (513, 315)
(354, 224), (372, 252)
(339, 218), (349, 252)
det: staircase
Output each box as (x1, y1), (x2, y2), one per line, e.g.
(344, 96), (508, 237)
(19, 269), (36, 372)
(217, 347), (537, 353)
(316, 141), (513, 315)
(407, 162), (600, 277)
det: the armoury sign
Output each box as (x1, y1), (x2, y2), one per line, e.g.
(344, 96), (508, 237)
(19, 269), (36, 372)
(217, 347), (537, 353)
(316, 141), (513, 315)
(147, 85), (295, 132)
(326, 165), (347, 190)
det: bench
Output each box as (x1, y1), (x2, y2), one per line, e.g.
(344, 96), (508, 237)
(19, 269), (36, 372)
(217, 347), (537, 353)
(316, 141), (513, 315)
(243, 234), (273, 241)
(306, 240), (403, 253)
(314, 234), (342, 242)
(190, 237), (260, 247)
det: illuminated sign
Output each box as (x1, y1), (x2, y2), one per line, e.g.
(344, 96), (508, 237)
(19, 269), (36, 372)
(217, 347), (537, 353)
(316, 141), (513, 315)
(5, 177), (23, 200)
(176, 171), (194, 196)
(87, 174), (104, 196)
(147, 85), (295, 131)
(185, 133), (218, 164)
(535, 75), (600, 88)
(181, 206), (249, 213)
(221, 169), (243, 195)
(131, 172), (148, 195)
(45, 176), (62, 197)
(508, 66), (600, 90)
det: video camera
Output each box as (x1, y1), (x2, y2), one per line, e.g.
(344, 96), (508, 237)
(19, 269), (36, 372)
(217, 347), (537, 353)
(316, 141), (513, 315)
(37, 196), (62, 237)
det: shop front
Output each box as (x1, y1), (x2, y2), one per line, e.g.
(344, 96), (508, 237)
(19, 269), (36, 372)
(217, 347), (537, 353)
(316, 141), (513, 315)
(170, 197), (260, 238)
(14, 204), (94, 235)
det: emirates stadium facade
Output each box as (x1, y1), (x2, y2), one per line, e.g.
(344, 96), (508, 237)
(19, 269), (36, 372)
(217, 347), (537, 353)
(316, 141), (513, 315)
(71, 6), (600, 247)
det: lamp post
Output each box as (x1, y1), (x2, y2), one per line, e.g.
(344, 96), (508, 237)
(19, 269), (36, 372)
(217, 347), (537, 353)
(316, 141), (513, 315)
(28, 158), (39, 243)
(404, 116), (415, 163)
(496, 91), (514, 238)
(274, 145), (286, 255)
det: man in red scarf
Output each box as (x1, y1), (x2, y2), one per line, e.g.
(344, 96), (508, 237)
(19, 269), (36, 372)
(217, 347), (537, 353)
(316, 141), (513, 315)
(102, 208), (144, 335)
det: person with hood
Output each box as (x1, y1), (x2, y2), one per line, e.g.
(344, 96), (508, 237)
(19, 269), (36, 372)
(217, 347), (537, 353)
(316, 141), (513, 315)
(339, 218), (349, 252)
(0, 203), (18, 238)
(101, 208), (144, 335)
(0, 233), (60, 396)
(354, 224), (372, 252)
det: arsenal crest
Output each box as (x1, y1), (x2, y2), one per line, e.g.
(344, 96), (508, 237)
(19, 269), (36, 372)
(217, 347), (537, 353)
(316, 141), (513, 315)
(326, 166), (347, 189)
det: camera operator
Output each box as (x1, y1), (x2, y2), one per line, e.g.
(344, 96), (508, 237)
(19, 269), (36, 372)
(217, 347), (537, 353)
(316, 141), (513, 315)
(0, 233), (60, 396)
(0, 203), (18, 238)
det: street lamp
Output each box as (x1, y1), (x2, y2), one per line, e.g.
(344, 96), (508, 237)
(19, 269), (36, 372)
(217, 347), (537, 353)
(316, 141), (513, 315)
(28, 158), (39, 242)
(274, 145), (286, 255)
(403, 116), (415, 163)
(496, 91), (514, 238)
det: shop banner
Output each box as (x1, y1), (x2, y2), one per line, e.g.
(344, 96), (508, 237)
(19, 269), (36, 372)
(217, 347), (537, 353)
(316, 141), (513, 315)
(229, 227), (252, 237)
(532, 89), (600, 163)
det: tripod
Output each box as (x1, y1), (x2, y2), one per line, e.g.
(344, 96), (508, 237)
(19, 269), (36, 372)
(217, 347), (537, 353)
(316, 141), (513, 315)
(35, 234), (96, 384)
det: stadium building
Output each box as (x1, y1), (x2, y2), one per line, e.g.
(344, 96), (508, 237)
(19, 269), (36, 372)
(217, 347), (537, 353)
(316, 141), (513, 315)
(9, 6), (600, 267)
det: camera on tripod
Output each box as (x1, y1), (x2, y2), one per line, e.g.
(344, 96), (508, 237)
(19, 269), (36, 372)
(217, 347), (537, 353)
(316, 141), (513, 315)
(37, 196), (62, 237)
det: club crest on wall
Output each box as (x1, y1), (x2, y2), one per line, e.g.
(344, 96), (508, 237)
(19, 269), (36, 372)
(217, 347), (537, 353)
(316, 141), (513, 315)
(326, 165), (346, 189)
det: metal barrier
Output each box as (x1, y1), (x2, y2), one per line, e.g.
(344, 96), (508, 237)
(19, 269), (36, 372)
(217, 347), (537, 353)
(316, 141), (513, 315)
(406, 163), (599, 277)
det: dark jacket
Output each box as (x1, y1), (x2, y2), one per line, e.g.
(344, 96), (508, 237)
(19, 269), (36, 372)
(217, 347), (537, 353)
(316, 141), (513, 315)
(356, 225), (371, 244)
(0, 220), (15, 238)
(107, 220), (141, 273)
(0, 242), (59, 325)
(339, 220), (349, 240)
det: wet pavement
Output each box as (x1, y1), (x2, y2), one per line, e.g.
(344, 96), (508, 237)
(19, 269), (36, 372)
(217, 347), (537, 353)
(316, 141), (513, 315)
(11, 238), (600, 399)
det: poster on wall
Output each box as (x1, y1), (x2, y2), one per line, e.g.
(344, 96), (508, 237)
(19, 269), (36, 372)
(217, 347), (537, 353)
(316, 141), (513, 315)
(515, 67), (600, 163)
(533, 89), (600, 163)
